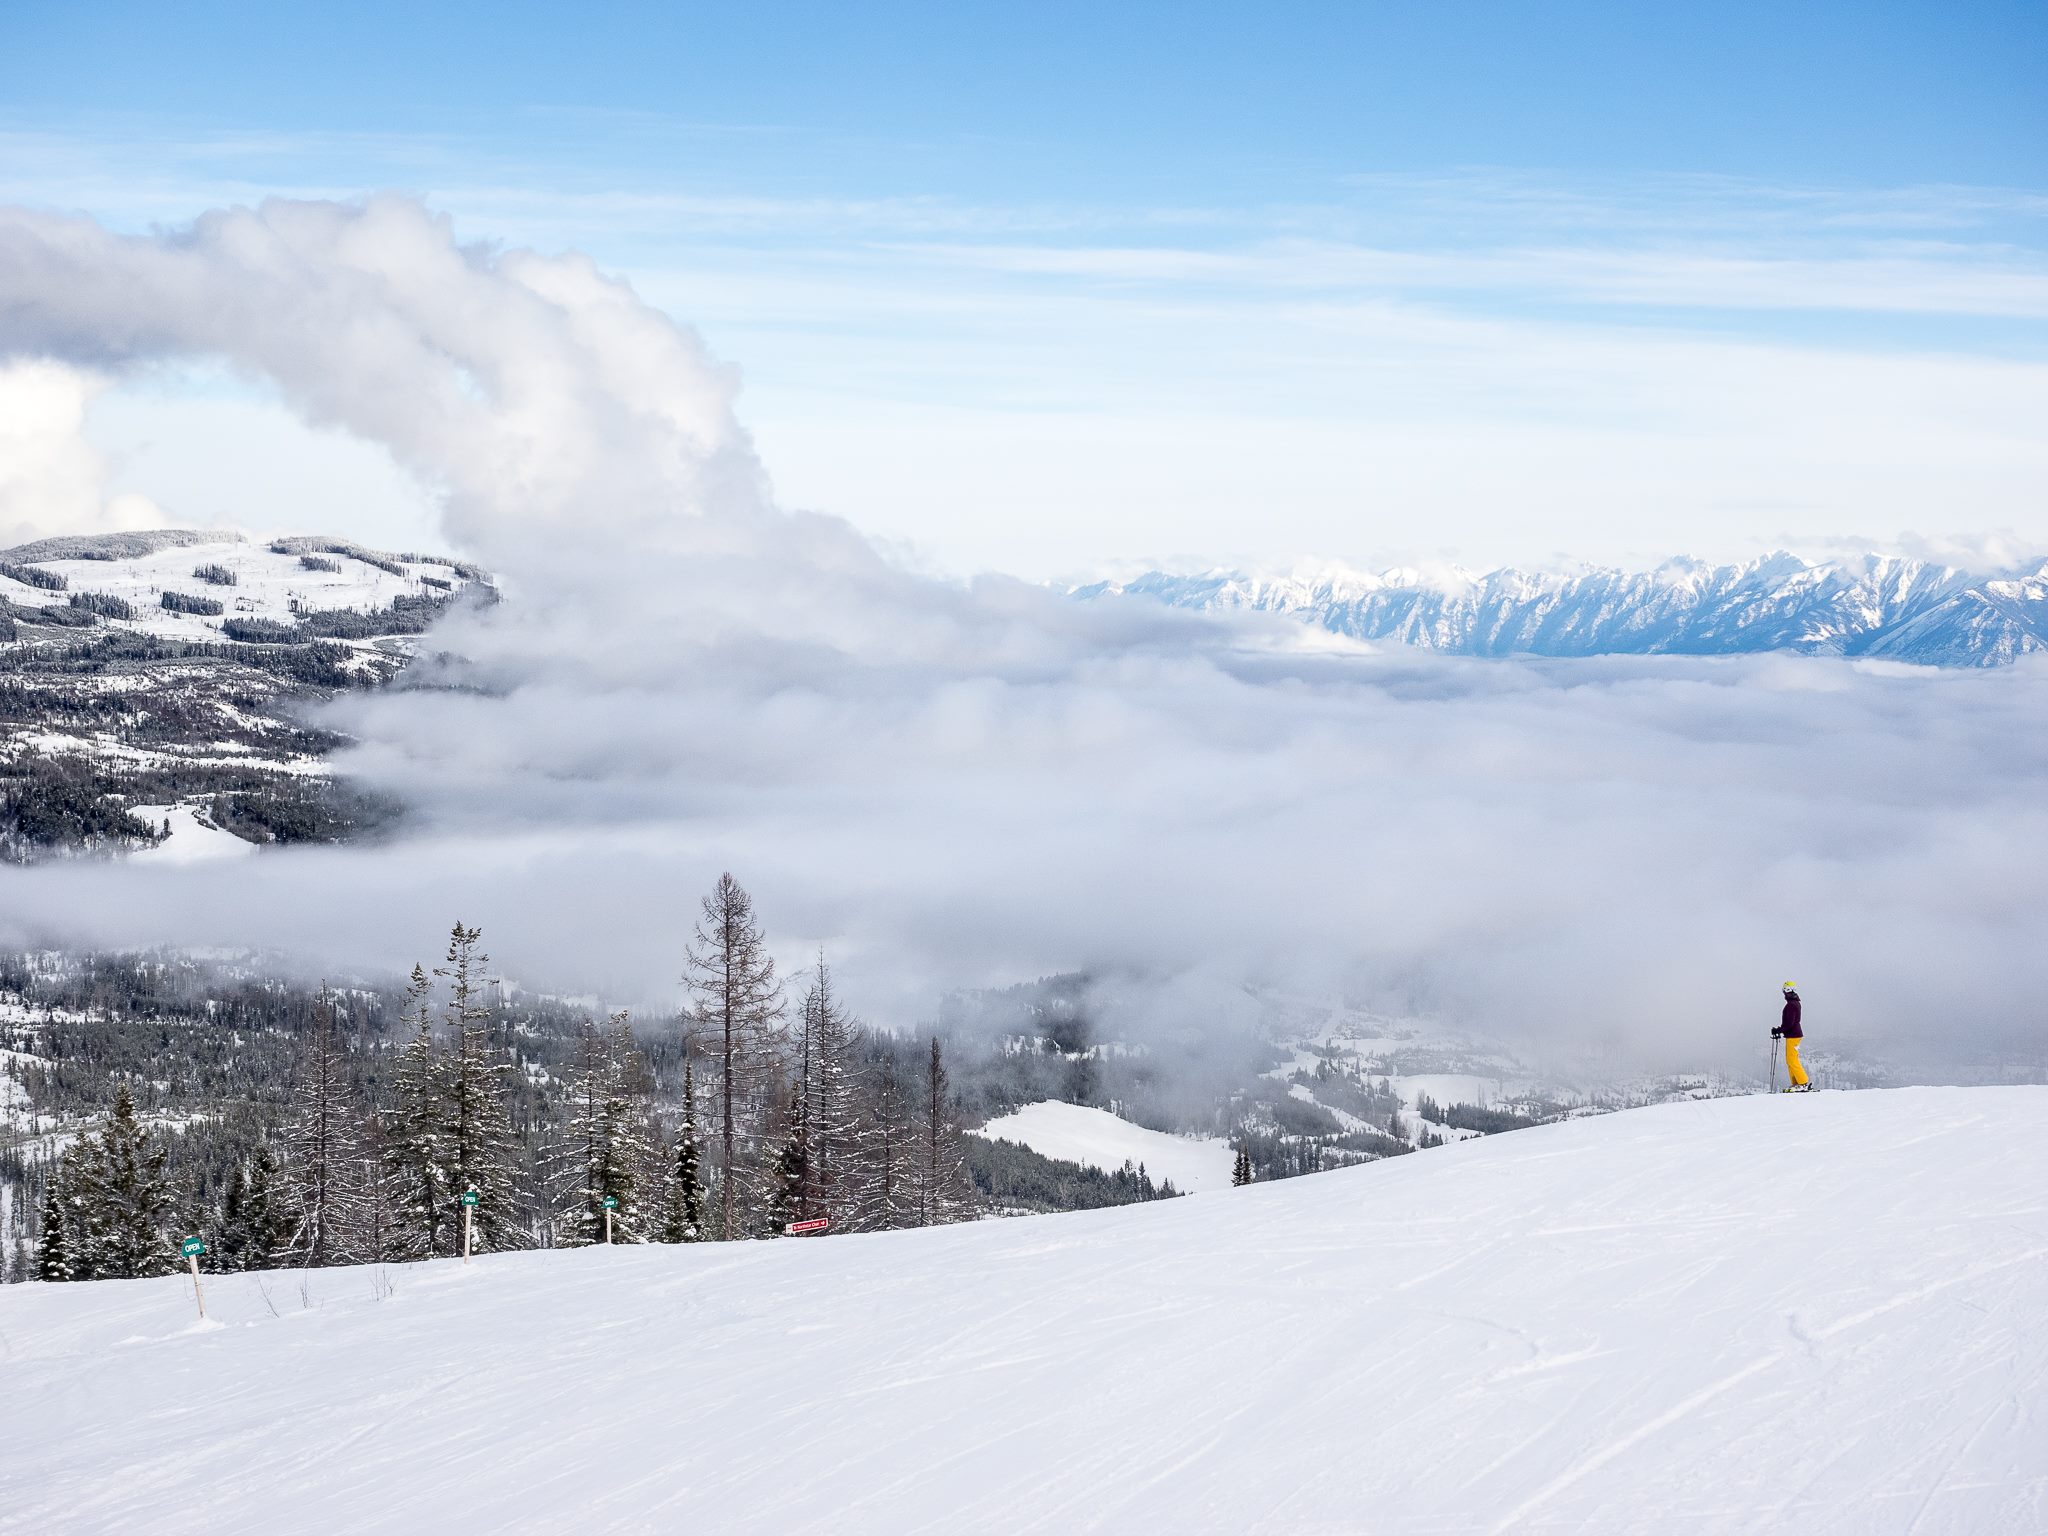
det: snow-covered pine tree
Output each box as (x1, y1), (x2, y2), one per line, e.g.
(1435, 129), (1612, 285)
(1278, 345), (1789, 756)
(657, 1058), (707, 1243)
(69, 1083), (179, 1279)
(435, 923), (521, 1252)
(852, 1055), (913, 1231)
(682, 874), (784, 1240)
(768, 1081), (808, 1234)
(916, 1036), (974, 1227)
(799, 953), (860, 1226)
(276, 987), (365, 1267)
(381, 963), (446, 1258)
(1231, 1143), (1253, 1186)
(562, 1012), (655, 1245)
(522, 1115), (573, 1249)
(354, 1112), (402, 1262)
(35, 1181), (70, 1281)
(214, 1144), (291, 1271)
(214, 1160), (252, 1269)
(604, 1015), (659, 1241)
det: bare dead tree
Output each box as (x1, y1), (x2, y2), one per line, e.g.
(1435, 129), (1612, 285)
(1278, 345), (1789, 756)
(682, 873), (784, 1239)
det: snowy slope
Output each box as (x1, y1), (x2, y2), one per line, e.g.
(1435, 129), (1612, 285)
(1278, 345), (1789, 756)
(4, 1087), (2045, 1534)
(977, 1100), (1236, 1191)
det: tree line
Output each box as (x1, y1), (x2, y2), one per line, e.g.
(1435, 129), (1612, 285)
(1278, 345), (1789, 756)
(32, 873), (976, 1282)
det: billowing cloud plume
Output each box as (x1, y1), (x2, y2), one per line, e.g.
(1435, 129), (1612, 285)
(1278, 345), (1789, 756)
(0, 357), (165, 544)
(0, 198), (764, 553)
(2, 199), (2044, 1077)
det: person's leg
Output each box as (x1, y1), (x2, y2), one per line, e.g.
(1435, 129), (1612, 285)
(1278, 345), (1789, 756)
(1786, 1037), (1808, 1088)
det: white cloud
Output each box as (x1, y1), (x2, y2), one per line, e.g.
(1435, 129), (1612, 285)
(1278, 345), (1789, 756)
(0, 358), (166, 546)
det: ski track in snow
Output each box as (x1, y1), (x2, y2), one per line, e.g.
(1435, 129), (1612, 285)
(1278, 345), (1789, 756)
(3, 1087), (2046, 1534)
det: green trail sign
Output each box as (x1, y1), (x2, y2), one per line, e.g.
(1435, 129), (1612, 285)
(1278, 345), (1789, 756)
(602, 1196), (618, 1210)
(460, 1190), (479, 1207)
(181, 1237), (206, 1258)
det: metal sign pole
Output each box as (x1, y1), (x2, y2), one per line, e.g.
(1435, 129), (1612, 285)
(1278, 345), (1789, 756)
(181, 1237), (207, 1319)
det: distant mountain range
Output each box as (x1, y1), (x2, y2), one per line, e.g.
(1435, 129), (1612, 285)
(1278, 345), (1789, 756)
(1076, 553), (2048, 667)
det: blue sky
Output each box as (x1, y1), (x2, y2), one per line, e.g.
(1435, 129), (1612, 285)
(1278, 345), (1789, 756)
(4, 1), (2045, 575)
(11, 1), (2045, 189)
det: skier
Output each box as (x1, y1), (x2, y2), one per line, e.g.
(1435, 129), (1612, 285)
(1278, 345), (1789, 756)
(1772, 982), (1811, 1092)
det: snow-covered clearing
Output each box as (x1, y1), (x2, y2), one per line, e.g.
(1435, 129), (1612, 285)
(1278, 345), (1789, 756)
(976, 1099), (1235, 1192)
(3, 1087), (2045, 1534)
(128, 804), (256, 864)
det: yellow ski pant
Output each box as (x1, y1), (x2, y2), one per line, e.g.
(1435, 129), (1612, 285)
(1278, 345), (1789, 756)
(1785, 1036), (1808, 1087)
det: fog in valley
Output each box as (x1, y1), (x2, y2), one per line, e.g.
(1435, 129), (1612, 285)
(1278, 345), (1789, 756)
(4, 197), (2044, 1080)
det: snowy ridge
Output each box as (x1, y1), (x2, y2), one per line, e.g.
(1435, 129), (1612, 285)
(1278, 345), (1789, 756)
(1077, 551), (2048, 666)
(4, 1086), (2044, 1533)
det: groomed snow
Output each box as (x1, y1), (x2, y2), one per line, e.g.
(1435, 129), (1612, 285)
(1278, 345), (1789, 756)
(976, 1099), (1235, 1192)
(3, 1087), (2045, 1534)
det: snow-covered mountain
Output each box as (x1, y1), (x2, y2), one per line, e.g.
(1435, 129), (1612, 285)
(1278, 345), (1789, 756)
(1079, 552), (2048, 666)
(4, 1086), (2042, 1533)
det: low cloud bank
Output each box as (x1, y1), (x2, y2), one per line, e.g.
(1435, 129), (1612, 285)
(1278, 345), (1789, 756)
(2, 199), (2043, 1072)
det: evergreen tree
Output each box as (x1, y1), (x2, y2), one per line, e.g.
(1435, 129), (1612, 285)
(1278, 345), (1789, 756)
(562, 1012), (654, 1245)
(1231, 1143), (1253, 1186)
(382, 964), (446, 1258)
(214, 1145), (291, 1271)
(916, 1037), (974, 1227)
(768, 1082), (808, 1233)
(853, 1056), (913, 1231)
(798, 953), (860, 1225)
(435, 923), (521, 1252)
(277, 987), (365, 1267)
(682, 874), (784, 1240)
(70, 1083), (179, 1279)
(658, 1059), (707, 1243)
(35, 1181), (70, 1281)
(354, 1112), (402, 1262)
(524, 1115), (577, 1250)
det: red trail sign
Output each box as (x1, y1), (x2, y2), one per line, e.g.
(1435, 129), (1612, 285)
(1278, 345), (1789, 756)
(785, 1217), (829, 1235)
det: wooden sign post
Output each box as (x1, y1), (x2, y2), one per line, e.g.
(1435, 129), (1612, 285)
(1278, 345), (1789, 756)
(602, 1194), (618, 1245)
(460, 1188), (479, 1264)
(181, 1237), (207, 1320)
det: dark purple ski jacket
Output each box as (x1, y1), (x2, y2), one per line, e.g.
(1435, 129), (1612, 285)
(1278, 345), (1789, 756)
(1780, 992), (1803, 1038)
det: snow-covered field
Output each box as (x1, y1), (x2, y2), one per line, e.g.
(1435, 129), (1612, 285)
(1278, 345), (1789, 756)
(976, 1099), (1236, 1192)
(3, 533), (470, 647)
(4, 1087), (2044, 1534)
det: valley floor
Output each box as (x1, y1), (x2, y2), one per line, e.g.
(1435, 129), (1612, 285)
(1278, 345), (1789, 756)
(3, 1087), (2044, 1533)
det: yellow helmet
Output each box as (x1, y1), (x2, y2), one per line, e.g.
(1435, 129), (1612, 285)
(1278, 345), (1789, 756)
(1782, 980), (1797, 990)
